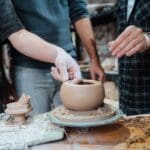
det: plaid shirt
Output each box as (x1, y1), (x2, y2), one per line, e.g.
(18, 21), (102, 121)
(116, 0), (150, 115)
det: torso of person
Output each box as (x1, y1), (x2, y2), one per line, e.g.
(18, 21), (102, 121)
(116, 0), (150, 115)
(11, 0), (75, 68)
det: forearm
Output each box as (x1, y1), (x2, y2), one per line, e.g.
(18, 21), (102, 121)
(74, 18), (100, 63)
(8, 29), (59, 63)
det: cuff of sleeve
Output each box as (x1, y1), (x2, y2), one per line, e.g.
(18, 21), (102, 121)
(0, 23), (24, 44)
(71, 14), (89, 24)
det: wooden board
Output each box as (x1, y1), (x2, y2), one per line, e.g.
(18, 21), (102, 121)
(113, 115), (150, 150)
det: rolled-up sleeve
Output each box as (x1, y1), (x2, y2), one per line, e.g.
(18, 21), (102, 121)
(0, 0), (24, 44)
(68, 0), (89, 24)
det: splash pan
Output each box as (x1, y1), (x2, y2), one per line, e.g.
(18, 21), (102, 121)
(50, 103), (123, 127)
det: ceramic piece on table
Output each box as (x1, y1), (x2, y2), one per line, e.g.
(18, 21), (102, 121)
(60, 79), (105, 111)
(19, 94), (30, 104)
(5, 94), (32, 124)
(6, 102), (31, 109)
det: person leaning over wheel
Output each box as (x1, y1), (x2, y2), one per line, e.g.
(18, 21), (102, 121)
(0, 0), (81, 83)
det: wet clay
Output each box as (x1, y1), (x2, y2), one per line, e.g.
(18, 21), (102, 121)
(5, 94), (32, 124)
(76, 81), (93, 85)
(51, 104), (116, 122)
(60, 79), (105, 111)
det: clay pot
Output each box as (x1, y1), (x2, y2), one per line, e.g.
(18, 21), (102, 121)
(60, 79), (105, 111)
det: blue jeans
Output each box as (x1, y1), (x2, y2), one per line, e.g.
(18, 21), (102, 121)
(12, 66), (62, 115)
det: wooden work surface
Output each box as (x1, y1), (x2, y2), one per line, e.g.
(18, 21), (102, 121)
(32, 123), (130, 150)
(32, 114), (150, 150)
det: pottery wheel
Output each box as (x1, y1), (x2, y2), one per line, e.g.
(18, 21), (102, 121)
(51, 104), (116, 123)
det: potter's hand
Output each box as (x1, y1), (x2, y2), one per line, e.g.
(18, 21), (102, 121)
(51, 48), (81, 82)
(108, 25), (150, 58)
(90, 60), (105, 82)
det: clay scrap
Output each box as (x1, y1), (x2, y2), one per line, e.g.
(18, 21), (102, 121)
(5, 94), (32, 124)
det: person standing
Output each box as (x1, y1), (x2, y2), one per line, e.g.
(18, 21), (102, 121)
(109, 0), (150, 115)
(11, 0), (105, 114)
(0, 0), (82, 112)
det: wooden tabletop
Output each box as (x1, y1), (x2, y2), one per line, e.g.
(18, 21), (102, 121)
(32, 123), (130, 150)
(32, 114), (150, 150)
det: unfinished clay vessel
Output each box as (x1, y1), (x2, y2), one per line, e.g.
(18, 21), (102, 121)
(60, 79), (105, 111)
(5, 94), (32, 124)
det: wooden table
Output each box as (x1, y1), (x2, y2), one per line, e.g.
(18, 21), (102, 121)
(32, 123), (130, 150)
(32, 114), (150, 150)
